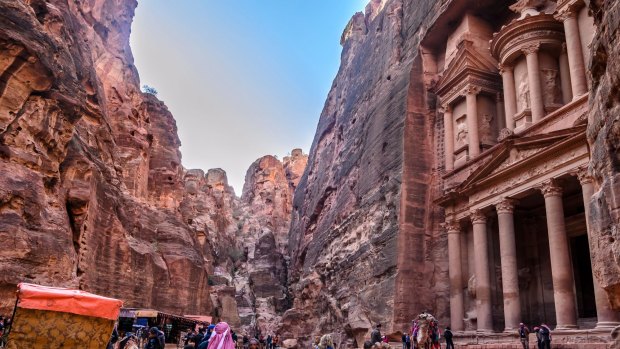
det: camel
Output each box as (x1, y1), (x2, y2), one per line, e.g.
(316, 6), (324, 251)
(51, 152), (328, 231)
(413, 312), (438, 349)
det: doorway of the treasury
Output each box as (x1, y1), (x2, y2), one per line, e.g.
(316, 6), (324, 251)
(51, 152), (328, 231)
(460, 176), (597, 331)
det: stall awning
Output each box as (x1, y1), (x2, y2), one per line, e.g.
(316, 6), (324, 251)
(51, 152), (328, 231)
(17, 283), (123, 320)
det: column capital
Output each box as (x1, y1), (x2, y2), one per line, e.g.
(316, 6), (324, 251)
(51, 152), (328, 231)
(522, 43), (541, 56)
(554, 7), (578, 22)
(540, 179), (563, 198)
(574, 167), (594, 185)
(498, 63), (513, 74)
(496, 198), (518, 214)
(470, 209), (487, 224)
(440, 104), (453, 114)
(464, 85), (482, 96)
(445, 220), (461, 234)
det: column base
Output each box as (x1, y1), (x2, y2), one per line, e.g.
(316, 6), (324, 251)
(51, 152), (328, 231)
(595, 321), (620, 330)
(554, 324), (579, 330)
(503, 328), (517, 333)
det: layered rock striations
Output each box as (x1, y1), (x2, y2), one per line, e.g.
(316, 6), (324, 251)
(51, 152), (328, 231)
(0, 0), (215, 315)
(284, 0), (451, 345)
(586, 0), (620, 310)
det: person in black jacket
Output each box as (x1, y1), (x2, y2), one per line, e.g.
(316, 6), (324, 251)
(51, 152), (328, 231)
(371, 324), (382, 345)
(146, 327), (164, 349)
(444, 327), (454, 349)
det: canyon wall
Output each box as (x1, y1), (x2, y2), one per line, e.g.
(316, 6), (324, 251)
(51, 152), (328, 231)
(0, 0), (213, 315)
(0, 0), (308, 331)
(586, 0), (620, 310)
(284, 0), (453, 346)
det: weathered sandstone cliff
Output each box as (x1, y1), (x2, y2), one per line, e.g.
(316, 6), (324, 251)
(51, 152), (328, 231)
(285, 0), (447, 345)
(0, 1), (310, 326)
(586, 0), (620, 310)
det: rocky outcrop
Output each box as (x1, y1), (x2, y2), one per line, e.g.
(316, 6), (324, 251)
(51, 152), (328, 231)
(228, 152), (307, 335)
(586, 0), (620, 310)
(0, 0), (215, 315)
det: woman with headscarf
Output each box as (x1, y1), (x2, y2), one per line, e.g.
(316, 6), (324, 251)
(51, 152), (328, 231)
(199, 322), (236, 349)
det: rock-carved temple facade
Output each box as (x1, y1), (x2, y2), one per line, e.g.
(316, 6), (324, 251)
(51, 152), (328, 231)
(431, 0), (620, 334)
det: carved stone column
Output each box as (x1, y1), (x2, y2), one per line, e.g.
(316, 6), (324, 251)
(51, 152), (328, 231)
(559, 43), (573, 104)
(471, 209), (492, 332)
(555, 8), (588, 98)
(443, 105), (454, 171)
(496, 93), (506, 130)
(523, 44), (545, 122)
(499, 64), (517, 130)
(447, 220), (464, 331)
(540, 180), (578, 329)
(577, 169), (620, 328)
(496, 199), (521, 331)
(465, 86), (481, 158)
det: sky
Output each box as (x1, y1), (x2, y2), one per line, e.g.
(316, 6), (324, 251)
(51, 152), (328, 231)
(130, 1), (366, 193)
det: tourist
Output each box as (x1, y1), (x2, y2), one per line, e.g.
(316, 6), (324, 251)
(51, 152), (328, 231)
(243, 334), (250, 349)
(539, 324), (551, 349)
(371, 324), (382, 345)
(533, 327), (541, 349)
(146, 327), (164, 349)
(443, 327), (453, 349)
(405, 332), (411, 349)
(249, 338), (260, 349)
(106, 325), (119, 349)
(273, 334), (280, 349)
(204, 324), (216, 343)
(232, 330), (239, 349)
(267, 334), (273, 349)
(318, 334), (335, 349)
(402, 331), (408, 349)
(313, 336), (321, 349)
(194, 328), (206, 345)
(430, 321), (441, 349)
(185, 330), (195, 346)
(518, 323), (530, 349)
(260, 333), (266, 349)
(363, 340), (373, 349)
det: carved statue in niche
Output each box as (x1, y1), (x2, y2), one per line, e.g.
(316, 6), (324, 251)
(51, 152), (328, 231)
(456, 116), (468, 147)
(541, 69), (561, 106)
(518, 78), (530, 111)
(480, 114), (494, 144)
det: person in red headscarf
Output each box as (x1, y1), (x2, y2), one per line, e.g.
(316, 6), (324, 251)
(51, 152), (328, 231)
(206, 322), (237, 349)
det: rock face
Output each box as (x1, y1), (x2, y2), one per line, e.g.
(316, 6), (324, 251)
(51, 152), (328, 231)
(285, 0), (448, 346)
(230, 152), (307, 335)
(0, 0), (310, 331)
(0, 0), (214, 314)
(586, 0), (620, 310)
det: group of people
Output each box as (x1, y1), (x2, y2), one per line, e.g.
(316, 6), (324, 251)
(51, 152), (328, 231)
(108, 326), (166, 349)
(181, 322), (238, 349)
(182, 324), (239, 349)
(518, 323), (552, 349)
(241, 333), (281, 349)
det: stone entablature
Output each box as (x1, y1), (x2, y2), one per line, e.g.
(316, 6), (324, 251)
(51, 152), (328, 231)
(442, 127), (588, 221)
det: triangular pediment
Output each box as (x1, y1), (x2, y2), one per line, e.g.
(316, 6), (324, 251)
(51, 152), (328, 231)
(437, 40), (498, 93)
(459, 127), (585, 190)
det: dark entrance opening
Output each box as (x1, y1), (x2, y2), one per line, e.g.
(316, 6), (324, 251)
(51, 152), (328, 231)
(570, 234), (597, 318)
